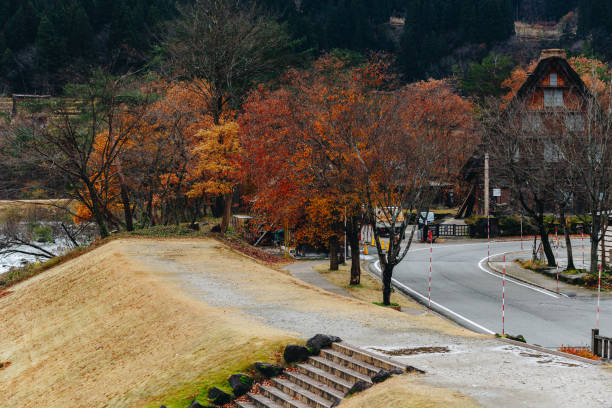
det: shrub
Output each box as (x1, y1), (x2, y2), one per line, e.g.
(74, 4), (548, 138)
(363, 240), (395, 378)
(498, 215), (538, 236)
(33, 225), (54, 243)
(517, 259), (548, 272)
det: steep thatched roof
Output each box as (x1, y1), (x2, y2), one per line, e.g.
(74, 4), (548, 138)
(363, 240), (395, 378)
(515, 55), (590, 101)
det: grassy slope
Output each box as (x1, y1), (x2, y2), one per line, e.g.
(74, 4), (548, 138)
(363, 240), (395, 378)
(0, 236), (482, 407)
(0, 238), (294, 408)
(340, 375), (480, 408)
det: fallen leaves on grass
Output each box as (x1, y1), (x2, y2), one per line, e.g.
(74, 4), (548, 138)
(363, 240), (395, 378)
(558, 346), (600, 361)
(215, 234), (288, 264)
(0, 290), (13, 299)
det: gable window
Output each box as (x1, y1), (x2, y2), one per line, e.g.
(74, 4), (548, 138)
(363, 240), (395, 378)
(549, 73), (558, 86)
(544, 89), (563, 107)
(522, 114), (544, 131)
(565, 114), (585, 132)
(543, 141), (563, 162)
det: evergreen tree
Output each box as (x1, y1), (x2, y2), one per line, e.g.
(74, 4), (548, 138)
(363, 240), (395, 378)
(5, 2), (39, 51)
(36, 14), (66, 73)
(457, 53), (515, 100)
(68, 3), (95, 58)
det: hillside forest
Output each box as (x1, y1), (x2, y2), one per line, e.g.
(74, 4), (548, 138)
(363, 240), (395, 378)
(0, 0), (610, 93)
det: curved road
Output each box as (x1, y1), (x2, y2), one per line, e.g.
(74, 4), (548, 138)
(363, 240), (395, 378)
(373, 240), (611, 348)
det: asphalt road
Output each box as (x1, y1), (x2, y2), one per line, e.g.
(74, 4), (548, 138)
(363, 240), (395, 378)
(373, 239), (611, 348)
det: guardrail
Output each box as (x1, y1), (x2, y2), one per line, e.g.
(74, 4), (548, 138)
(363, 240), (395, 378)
(592, 329), (611, 360)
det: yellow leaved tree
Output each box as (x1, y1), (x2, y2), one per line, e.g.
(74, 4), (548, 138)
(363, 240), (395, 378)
(189, 121), (244, 233)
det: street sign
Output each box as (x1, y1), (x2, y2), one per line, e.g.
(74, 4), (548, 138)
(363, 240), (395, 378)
(493, 188), (501, 197)
(420, 212), (435, 224)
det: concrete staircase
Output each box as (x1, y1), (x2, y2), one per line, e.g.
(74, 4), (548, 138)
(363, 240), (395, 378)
(236, 342), (408, 408)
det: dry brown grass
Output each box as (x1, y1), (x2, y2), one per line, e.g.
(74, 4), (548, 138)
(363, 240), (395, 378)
(0, 199), (74, 213)
(314, 263), (420, 310)
(339, 375), (481, 408)
(0, 237), (483, 408)
(0, 239), (295, 408)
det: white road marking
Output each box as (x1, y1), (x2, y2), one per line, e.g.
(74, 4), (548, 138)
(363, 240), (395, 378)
(396, 239), (566, 298)
(478, 253), (562, 298)
(373, 261), (495, 334)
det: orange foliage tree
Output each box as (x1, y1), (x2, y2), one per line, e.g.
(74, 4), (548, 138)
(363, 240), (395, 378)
(121, 80), (213, 227)
(240, 54), (384, 278)
(188, 121), (244, 233)
(74, 79), (215, 229)
(241, 54), (475, 295)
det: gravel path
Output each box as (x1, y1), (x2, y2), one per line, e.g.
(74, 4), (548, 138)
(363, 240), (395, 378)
(131, 240), (612, 408)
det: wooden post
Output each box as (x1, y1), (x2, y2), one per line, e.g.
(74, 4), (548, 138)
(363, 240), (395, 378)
(592, 328), (600, 356)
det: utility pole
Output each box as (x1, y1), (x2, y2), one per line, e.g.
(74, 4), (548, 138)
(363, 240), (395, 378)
(484, 153), (490, 217)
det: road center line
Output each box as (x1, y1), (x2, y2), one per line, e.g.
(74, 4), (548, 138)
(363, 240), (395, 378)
(478, 253), (561, 298)
(373, 261), (495, 335)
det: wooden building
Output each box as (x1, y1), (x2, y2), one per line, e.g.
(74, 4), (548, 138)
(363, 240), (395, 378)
(458, 49), (591, 218)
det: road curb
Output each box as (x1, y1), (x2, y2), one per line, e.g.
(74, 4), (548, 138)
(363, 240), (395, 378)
(486, 251), (610, 298)
(486, 253), (560, 295)
(497, 337), (602, 365)
(366, 261), (494, 335)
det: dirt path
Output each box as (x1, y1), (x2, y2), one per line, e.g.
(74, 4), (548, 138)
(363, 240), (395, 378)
(1, 238), (610, 408)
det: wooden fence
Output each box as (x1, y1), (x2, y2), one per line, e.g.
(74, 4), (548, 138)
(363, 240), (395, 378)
(592, 329), (611, 361)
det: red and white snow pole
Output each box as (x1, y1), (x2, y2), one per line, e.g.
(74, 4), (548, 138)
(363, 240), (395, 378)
(502, 254), (506, 335)
(487, 211), (491, 262)
(520, 214), (523, 251)
(428, 229), (433, 311)
(597, 263), (601, 329)
(555, 226), (559, 294)
(581, 229), (585, 269)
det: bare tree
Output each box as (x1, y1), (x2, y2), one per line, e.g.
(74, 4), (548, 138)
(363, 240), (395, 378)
(555, 78), (612, 274)
(163, 0), (294, 233)
(352, 81), (475, 305)
(485, 99), (561, 267)
(9, 70), (148, 238)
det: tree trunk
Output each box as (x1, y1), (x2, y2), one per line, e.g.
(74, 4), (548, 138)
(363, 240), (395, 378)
(382, 262), (393, 305)
(119, 178), (133, 231)
(85, 179), (110, 238)
(220, 191), (232, 233)
(539, 222), (556, 267)
(347, 219), (361, 285)
(560, 209), (575, 270)
(590, 233), (599, 275)
(329, 236), (339, 271)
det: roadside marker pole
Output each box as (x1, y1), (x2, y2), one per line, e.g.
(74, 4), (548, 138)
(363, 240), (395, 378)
(597, 263), (601, 329)
(487, 211), (490, 262)
(581, 230), (585, 269)
(555, 227), (559, 294)
(502, 254), (506, 336)
(428, 230), (432, 311)
(520, 214), (523, 251)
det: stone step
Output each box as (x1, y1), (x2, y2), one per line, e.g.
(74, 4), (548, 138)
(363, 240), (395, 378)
(308, 356), (373, 384)
(273, 378), (337, 408)
(331, 342), (407, 372)
(247, 393), (285, 408)
(235, 400), (259, 408)
(261, 385), (310, 408)
(320, 349), (381, 377)
(297, 364), (352, 394)
(284, 371), (345, 402)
